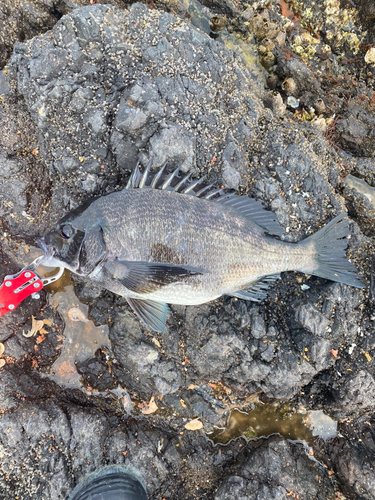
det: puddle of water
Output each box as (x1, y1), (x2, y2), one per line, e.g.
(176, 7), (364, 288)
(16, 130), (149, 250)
(208, 403), (337, 446)
(44, 282), (110, 389)
(181, 0), (265, 85)
(345, 174), (375, 205)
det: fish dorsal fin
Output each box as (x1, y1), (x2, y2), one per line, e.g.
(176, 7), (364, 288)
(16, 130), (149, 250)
(212, 194), (284, 236)
(230, 274), (281, 301)
(125, 161), (283, 236)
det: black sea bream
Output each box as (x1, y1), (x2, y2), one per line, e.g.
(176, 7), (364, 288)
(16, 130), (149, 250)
(38, 161), (364, 332)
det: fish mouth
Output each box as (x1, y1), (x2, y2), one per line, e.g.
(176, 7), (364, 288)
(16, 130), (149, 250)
(37, 237), (49, 254)
(37, 236), (56, 258)
(36, 237), (63, 268)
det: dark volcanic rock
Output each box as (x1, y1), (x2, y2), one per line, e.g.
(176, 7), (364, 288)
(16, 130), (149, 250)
(336, 97), (375, 157)
(10, 2), (264, 215)
(0, 0), (127, 70)
(0, 1), (374, 499)
(214, 435), (336, 500)
(320, 414), (375, 500)
(0, 0), (73, 70)
(76, 349), (117, 391)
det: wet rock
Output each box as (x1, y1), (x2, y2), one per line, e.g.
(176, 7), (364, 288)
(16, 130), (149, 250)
(0, 0), (374, 497)
(0, 291), (64, 369)
(0, 154), (28, 231)
(321, 414), (375, 500)
(76, 349), (117, 391)
(221, 141), (244, 189)
(336, 98), (375, 157)
(0, 366), (274, 500)
(349, 157), (375, 186)
(109, 307), (182, 398)
(0, 69), (10, 94)
(246, 121), (345, 233)
(10, 2), (264, 215)
(0, 0), (124, 71)
(0, 90), (51, 237)
(0, 245), (65, 369)
(354, 0), (375, 40)
(0, 0), (64, 69)
(199, 0), (239, 17)
(334, 370), (375, 413)
(214, 435), (336, 500)
(343, 174), (375, 235)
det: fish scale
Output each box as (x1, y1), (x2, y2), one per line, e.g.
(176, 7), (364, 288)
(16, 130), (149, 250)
(88, 190), (295, 300)
(38, 163), (364, 332)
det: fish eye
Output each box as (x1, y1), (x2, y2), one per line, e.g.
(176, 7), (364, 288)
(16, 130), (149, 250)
(59, 224), (73, 239)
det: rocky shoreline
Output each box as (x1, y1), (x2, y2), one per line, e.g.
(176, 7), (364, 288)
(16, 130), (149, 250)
(0, 0), (374, 498)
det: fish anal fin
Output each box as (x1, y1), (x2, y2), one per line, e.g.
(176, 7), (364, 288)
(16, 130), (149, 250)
(230, 274), (280, 302)
(105, 259), (207, 294)
(127, 298), (170, 333)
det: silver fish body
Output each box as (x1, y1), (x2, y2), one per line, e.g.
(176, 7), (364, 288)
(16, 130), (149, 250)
(39, 164), (364, 332)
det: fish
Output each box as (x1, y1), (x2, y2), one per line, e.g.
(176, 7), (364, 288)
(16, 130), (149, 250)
(38, 160), (364, 333)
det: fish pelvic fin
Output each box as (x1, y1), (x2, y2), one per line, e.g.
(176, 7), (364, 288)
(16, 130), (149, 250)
(304, 213), (364, 288)
(127, 298), (170, 333)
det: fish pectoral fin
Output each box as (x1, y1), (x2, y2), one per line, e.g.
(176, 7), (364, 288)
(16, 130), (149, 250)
(105, 260), (207, 294)
(230, 274), (281, 302)
(127, 298), (170, 333)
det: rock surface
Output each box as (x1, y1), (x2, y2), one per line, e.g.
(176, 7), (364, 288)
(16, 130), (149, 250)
(0, 0), (374, 499)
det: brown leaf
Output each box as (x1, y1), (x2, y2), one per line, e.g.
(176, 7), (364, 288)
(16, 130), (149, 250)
(23, 316), (44, 337)
(141, 396), (158, 415)
(184, 419), (203, 431)
(330, 349), (338, 358)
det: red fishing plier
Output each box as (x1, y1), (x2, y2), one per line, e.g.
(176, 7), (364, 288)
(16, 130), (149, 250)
(0, 255), (63, 317)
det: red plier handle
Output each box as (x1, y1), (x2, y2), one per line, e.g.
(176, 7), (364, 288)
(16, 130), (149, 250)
(0, 268), (43, 317)
(0, 255), (64, 317)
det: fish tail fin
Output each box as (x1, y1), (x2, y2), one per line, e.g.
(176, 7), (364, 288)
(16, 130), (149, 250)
(305, 213), (364, 288)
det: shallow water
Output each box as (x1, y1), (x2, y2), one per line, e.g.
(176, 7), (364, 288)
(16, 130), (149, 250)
(208, 403), (337, 446)
(45, 281), (110, 389)
(345, 174), (375, 205)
